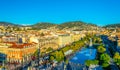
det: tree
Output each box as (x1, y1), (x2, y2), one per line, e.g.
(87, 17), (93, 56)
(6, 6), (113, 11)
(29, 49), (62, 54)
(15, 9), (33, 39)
(113, 52), (120, 66)
(114, 52), (120, 59)
(50, 56), (55, 61)
(97, 45), (106, 53)
(93, 60), (99, 65)
(56, 51), (64, 62)
(62, 46), (70, 52)
(100, 53), (110, 67)
(65, 59), (69, 64)
(85, 60), (99, 67)
(100, 53), (110, 62)
(33, 50), (39, 57)
(51, 51), (65, 62)
(85, 60), (92, 67)
(40, 32), (44, 36)
(46, 47), (53, 52)
(102, 62), (110, 67)
(116, 59), (120, 66)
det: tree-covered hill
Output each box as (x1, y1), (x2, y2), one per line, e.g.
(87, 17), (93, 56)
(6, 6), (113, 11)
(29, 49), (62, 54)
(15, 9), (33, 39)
(57, 21), (98, 30)
(0, 21), (99, 30)
(31, 21), (98, 30)
(31, 22), (57, 30)
(104, 23), (120, 28)
(0, 22), (17, 26)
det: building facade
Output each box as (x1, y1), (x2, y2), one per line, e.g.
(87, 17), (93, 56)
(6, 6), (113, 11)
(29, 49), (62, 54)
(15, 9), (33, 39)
(0, 42), (37, 64)
(58, 34), (72, 47)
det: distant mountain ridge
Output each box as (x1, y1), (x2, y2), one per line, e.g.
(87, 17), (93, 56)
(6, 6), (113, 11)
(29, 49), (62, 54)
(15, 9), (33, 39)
(0, 22), (21, 26)
(1, 21), (119, 30)
(104, 23), (120, 28)
(57, 21), (97, 30)
(31, 22), (57, 29)
(0, 22), (15, 26)
(0, 21), (98, 30)
(31, 21), (98, 30)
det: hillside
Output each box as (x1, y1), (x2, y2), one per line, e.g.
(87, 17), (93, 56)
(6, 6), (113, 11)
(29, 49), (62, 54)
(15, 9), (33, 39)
(57, 21), (97, 30)
(0, 21), (98, 30)
(104, 23), (120, 28)
(31, 22), (57, 30)
(31, 21), (98, 30)
(0, 22), (18, 26)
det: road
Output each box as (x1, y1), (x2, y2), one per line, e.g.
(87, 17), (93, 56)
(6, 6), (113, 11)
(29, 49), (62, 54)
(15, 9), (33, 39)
(101, 35), (119, 70)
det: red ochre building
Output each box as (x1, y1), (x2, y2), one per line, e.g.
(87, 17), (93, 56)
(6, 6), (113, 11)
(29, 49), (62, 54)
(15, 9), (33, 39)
(0, 42), (38, 64)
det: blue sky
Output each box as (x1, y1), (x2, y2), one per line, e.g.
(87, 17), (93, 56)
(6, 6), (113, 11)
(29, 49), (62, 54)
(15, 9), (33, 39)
(0, 0), (120, 26)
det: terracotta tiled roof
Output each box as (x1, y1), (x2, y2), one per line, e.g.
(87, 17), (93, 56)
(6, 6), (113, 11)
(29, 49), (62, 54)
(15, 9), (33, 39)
(116, 33), (120, 38)
(3, 36), (15, 38)
(118, 40), (120, 42)
(117, 35), (120, 38)
(4, 42), (16, 44)
(4, 42), (34, 49)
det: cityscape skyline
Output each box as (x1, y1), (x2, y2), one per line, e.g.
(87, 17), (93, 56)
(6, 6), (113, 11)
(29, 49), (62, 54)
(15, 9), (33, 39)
(0, 0), (120, 26)
(0, 0), (120, 69)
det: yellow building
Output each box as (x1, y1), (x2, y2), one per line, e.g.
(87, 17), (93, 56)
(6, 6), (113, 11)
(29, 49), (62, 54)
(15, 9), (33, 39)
(29, 36), (39, 43)
(2, 36), (17, 42)
(58, 34), (72, 47)
(118, 40), (120, 47)
(0, 43), (12, 54)
(0, 26), (4, 29)
(117, 33), (120, 47)
(71, 34), (81, 42)
(0, 42), (37, 64)
(20, 26), (32, 30)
